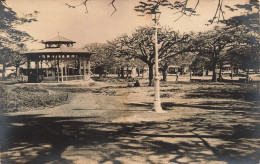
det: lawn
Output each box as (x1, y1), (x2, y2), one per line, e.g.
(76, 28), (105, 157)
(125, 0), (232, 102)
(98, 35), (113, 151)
(0, 77), (259, 163)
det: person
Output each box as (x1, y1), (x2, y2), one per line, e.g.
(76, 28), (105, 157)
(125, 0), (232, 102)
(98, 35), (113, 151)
(133, 80), (140, 87)
(176, 72), (179, 82)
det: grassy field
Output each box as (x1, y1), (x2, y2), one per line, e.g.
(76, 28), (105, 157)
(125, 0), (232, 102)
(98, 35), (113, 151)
(0, 77), (259, 113)
(0, 77), (259, 163)
(0, 82), (68, 113)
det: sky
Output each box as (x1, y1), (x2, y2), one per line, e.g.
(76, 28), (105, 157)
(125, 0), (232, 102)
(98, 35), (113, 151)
(6, 0), (249, 49)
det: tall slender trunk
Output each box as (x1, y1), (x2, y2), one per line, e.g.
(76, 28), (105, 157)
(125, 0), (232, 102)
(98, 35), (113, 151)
(2, 62), (6, 78)
(230, 64), (233, 79)
(246, 67), (250, 83)
(162, 64), (168, 81)
(137, 67), (140, 77)
(212, 54), (217, 82)
(16, 64), (19, 77)
(218, 63), (223, 81)
(142, 67), (144, 78)
(120, 66), (124, 78)
(117, 66), (120, 77)
(148, 64), (154, 86)
(126, 66), (129, 78)
(212, 61), (217, 82)
(162, 70), (167, 81)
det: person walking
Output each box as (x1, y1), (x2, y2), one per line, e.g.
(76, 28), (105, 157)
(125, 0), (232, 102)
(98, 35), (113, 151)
(176, 72), (179, 82)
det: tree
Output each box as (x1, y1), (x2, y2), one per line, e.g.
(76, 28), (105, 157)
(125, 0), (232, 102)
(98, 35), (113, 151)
(114, 26), (191, 85)
(84, 42), (115, 77)
(0, 0), (38, 77)
(225, 27), (259, 82)
(192, 26), (236, 82)
(67, 0), (227, 23)
(223, 3), (259, 82)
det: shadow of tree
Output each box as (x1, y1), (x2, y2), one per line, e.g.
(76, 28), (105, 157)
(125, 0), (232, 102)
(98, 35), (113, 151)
(122, 99), (260, 163)
(1, 106), (259, 164)
(186, 84), (260, 101)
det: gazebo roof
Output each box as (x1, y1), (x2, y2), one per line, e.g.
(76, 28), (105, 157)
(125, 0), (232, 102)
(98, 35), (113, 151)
(43, 35), (76, 44)
(23, 45), (95, 56)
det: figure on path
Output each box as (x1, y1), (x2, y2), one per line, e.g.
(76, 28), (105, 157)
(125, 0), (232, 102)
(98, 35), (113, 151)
(134, 80), (140, 87)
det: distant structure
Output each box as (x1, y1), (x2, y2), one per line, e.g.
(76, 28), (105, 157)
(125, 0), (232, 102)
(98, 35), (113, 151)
(23, 35), (95, 82)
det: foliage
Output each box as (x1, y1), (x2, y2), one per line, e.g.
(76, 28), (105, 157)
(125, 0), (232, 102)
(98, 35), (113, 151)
(0, 0), (38, 76)
(191, 26), (240, 81)
(114, 26), (191, 85)
(84, 43), (114, 69)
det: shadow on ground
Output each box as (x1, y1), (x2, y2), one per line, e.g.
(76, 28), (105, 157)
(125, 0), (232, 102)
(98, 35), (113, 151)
(1, 82), (259, 163)
(186, 84), (260, 101)
(1, 107), (259, 163)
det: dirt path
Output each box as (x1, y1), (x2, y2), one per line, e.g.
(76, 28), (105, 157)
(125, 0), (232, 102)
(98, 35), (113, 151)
(1, 81), (259, 164)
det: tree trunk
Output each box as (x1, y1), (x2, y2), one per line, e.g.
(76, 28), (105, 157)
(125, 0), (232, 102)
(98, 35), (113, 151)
(218, 64), (223, 82)
(120, 66), (124, 78)
(246, 67), (250, 83)
(2, 62), (6, 78)
(230, 64), (233, 79)
(148, 64), (153, 86)
(206, 67), (209, 76)
(16, 64), (19, 77)
(162, 64), (168, 81)
(162, 70), (167, 81)
(126, 66), (129, 78)
(212, 61), (217, 82)
(117, 67), (120, 77)
(142, 67), (144, 78)
(137, 67), (140, 77)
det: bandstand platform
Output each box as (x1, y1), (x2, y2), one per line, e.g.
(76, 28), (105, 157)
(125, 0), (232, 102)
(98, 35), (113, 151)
(22, 35), (95, 83)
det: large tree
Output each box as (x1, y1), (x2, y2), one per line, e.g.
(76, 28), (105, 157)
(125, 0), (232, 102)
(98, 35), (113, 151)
(0, 0), (38, 77)
(114, 26), (191, 85)
(223, 3), (259, 81)
(192, 26), (237, 82)
(84, 42), (115, 77)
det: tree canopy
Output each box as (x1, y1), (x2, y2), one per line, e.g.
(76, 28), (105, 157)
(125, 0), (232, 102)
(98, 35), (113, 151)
(0, 0), (38, 77)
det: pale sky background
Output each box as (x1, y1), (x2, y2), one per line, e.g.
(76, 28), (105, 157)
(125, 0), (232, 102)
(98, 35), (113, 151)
(7, 0), (249, 49)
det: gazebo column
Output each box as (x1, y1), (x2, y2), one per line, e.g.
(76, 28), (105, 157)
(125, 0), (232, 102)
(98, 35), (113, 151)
(57, 55), (60, 82)
(61, 55), (64, 82)
(74, 55), (77, 75)
(46, 55), (49, 78)
(78, 57), (82, 76)
(83, 57), (86, 81)
(40, 55), (43, 81)
(87, 58), (91, 79)
(51, 55), (55, 77)
(64, 55), (67, 81)
(27, 57), (31, 82)
(36, 56), (39, 82)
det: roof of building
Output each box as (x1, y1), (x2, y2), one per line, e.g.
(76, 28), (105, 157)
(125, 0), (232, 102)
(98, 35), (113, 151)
(23, 45), (95, 56)
(43, 35), (76, 44)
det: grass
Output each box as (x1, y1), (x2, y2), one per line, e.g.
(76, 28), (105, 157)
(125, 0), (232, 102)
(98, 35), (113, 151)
(0, 84), (68, 113)
(0, 76), (259, 113)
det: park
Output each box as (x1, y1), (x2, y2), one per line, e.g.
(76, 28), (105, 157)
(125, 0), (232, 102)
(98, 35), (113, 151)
(0, 0), (260, 163)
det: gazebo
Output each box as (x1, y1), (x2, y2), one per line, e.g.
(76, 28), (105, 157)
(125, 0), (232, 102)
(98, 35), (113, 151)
(23, 35), (95, 83)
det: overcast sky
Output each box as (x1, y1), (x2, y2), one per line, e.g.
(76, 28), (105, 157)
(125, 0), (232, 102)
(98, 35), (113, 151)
(7, 0), (248, 49)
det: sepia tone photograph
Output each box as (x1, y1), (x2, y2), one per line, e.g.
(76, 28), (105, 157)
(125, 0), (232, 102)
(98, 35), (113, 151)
(0, 0), (259, 163)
